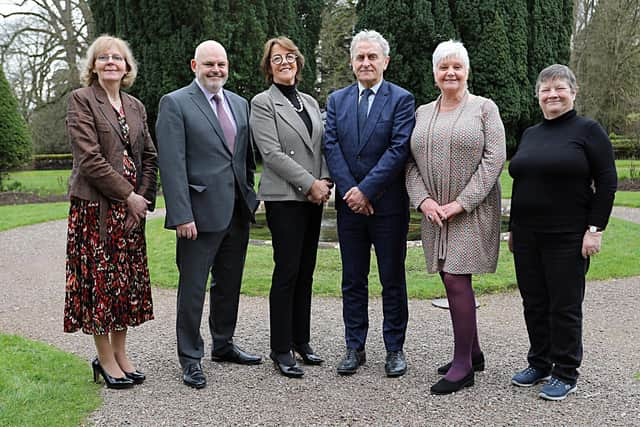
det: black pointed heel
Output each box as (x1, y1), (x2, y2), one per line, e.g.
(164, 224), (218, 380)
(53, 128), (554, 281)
(269, 352), (304, 378)
(91, 358), (134, 389)
(124, 370), (146, 384)
(294, 344), (324, 365)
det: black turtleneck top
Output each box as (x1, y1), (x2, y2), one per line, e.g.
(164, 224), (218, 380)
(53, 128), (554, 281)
(274, 83), (312, 136)
(508, 109), (617, 232)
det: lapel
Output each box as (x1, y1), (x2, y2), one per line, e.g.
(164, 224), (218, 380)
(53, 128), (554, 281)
(345, 83), (359, 143)
(121, 92), (141, 151)
(92, 82), (126, 143)
(269, 85), (313, 151)
(188, 81), (232, 156)
(359, 80), (390, 152)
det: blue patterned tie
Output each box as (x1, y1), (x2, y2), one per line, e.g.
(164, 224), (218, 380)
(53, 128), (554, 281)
(358, 88), (373, 138)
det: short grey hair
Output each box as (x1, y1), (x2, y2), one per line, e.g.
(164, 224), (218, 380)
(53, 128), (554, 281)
(350, 30), (390, 59)
(431, 40), (469, 75)
(535, 64), (577, 95)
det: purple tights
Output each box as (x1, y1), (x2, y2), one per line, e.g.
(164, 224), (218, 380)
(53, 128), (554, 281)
(440, 272), (482, 382)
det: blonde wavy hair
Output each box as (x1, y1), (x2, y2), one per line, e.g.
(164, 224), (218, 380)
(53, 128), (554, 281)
(81, 35), (138, 88)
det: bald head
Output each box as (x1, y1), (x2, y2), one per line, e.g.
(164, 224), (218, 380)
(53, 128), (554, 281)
(191, 40), (229, 93)
(194, 40), (227, 62)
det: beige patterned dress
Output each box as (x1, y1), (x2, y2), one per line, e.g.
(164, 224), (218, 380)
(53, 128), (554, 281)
(405, 92), (506, 274)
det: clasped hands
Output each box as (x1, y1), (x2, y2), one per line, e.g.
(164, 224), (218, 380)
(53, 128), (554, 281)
(419, 198), (464, 227)
(307, 179), (333, 205)
(125, 191), (151, 234)
(344, 186), (374, 215)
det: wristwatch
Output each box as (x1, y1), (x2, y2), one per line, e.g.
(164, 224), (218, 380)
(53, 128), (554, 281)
(588, 226), (601, 233)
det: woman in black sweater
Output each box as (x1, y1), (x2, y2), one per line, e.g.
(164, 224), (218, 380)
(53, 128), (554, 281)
(508, 64), (617, 401)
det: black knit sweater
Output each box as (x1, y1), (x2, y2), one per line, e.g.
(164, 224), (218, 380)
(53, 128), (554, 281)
(508, 109), (617, 232)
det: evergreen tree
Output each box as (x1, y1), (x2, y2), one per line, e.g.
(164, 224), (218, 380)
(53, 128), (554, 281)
(295, 0), (324, 96)
(356, 0), (439, 106)
(317, 0), (357, 105)
(90, 0), (213, 131)
(0, 65), (32, 187)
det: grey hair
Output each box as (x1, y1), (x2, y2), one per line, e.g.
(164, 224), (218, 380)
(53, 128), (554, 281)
(431, 40), (470, 75)
(350, 30), (390, 59)
(535, 64), (577, 95)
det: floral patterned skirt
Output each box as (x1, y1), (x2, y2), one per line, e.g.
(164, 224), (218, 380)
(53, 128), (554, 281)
(64, 153), (153, 334)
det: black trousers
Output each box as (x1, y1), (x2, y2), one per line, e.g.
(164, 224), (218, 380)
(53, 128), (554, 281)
(265, 201), (323, 353)
(512, 225), (588, 384)
(175, 199), (250, 367)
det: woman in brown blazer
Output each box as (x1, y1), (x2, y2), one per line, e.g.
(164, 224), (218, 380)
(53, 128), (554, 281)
(64, 35), (157, 389)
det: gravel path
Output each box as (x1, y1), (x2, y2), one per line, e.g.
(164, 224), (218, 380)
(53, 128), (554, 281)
(1, 211), (639, 426)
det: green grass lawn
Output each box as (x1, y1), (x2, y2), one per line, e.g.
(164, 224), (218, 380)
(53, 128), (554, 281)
(0, 202), (70, 231)
(146, 216), (640, 299)
(0, 334), (101, 427)
(3, 169), (71, 195)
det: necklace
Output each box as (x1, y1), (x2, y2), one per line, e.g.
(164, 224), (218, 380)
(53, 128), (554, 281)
(285, 92), (304, 113)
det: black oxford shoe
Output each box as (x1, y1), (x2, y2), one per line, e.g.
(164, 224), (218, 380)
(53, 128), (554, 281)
(437, 352), (485, 375)
(430, 370), (474, 395)
(337, 348), (366, 375)
(294, 343), (324, 365)
(212, 344), (262, 365)
(385, 350), (407, 377)
(182, 363), (206, 389)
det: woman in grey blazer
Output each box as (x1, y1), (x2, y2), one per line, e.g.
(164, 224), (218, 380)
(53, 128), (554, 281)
(250, 36), (332, 378)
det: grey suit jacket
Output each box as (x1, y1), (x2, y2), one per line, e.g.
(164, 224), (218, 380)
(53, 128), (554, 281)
(156, 80), (258, 232)
(250, 85), (328, 201)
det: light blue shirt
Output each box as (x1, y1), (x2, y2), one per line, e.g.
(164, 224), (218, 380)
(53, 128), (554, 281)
(357, 79), (383, 116)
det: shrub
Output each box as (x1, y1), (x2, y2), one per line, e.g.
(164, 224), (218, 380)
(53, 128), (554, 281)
(0, 64), (32, 187)
(610, 132), (639, 159)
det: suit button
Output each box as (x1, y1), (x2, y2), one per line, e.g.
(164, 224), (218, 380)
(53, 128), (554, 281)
(356, 155), (361, 160)
(290, 150), (295, 155)
(297, 186), (302, 192)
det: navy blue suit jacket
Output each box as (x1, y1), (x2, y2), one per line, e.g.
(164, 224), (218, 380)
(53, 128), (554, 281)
(324, 80), (415, 216)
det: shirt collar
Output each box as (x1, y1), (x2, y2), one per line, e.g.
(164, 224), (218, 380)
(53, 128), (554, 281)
(194, 78), (223, 102)
(357, 79), (383, 96)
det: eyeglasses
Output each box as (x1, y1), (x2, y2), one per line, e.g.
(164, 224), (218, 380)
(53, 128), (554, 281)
(271, 53), (297, 65)
(96, 54), (125, 63)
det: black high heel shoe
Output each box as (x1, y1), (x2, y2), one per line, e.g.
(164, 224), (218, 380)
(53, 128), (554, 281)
(124, 370), (146, 384)
(91, 358), (134, 389)
(270, 352), (304, 378)
(293, 344), (324, 365)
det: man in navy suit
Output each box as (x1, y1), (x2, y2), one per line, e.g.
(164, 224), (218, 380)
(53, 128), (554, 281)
(324, 30), (415, 377)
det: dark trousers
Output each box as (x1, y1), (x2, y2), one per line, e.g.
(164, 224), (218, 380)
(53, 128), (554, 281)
(337, 204), (409, 351)
(265, 201), (323, 353)
(512, 225), (588, 384)
(175, 200), (250, 367)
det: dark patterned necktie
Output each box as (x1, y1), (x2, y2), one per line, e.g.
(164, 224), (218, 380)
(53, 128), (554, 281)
(213, 93), (236, 152)
(358, 88), (373, 138)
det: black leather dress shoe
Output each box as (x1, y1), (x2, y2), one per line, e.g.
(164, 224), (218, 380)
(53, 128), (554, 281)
(212, 344), (262, 365)
(124, 369), (146, 384)
(183, 363), (206, 389)
(270, 352), (304, 378)
(385, 350), (407, 377)
(437, 352), (485, 375)
(430, 370), (474, 395)
(337, 348), (366, 375)
(294, 343), (324, 365)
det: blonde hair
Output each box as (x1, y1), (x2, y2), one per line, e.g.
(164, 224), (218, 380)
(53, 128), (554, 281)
(81, 35), (138, 88)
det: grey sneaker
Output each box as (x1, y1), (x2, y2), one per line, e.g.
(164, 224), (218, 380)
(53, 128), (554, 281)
(539, 377), (577, 401)
(511, 366), (551, 387)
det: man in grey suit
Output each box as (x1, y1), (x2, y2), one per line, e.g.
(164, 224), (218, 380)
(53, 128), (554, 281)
(157, 40), (261, 389)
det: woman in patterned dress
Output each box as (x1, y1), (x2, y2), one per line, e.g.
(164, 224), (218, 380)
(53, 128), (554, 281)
(64, 35), (157, 389)
(405, 40), (506, 394)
